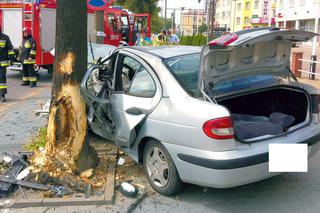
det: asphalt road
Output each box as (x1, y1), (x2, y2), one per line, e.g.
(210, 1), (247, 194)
(0, 68), (51, 153)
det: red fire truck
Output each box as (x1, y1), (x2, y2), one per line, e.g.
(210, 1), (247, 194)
(0, 0), (150, 74)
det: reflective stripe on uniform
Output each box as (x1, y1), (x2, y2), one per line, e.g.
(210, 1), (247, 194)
(24, 42), (31, 48)
(23, 59), (35, 64)
(0, 84), (7, 89)
(0, 40), (6, 48)
(8, 50), (15, 55)
(29, 77), (37, 82)
(30, 50), (36, 55)
(0, 61), (9, 67)
(23, 77), (30, 81)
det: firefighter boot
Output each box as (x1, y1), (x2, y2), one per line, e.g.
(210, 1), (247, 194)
(30, 81), (37, 88)
(0, 94), (6, 102)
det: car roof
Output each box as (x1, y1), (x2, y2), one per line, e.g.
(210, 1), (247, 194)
(126, 46), (202, 59)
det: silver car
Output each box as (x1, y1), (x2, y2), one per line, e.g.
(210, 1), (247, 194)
(81, 28), (320, 196)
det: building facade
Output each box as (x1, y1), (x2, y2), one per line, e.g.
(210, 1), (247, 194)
(215, 0), (276, 32)
(275, 0), (319, 31)
(181, 9), (206, 36)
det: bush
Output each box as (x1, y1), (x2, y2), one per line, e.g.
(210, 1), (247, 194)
(179, 34), (208, 46)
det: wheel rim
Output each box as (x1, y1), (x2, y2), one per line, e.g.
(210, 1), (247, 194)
(146, 147), (169, 188)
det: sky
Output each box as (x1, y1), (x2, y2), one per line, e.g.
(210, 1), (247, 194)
(158, 0), (206, 24)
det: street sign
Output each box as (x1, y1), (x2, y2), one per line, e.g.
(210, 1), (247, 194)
(87, 0), (113, 11)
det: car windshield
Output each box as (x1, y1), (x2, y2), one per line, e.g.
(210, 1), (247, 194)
(164, 53), (200, 96)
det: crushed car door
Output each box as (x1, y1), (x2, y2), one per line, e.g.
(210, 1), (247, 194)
(80, 53), (118, 141)
(111, 51), (162, 148)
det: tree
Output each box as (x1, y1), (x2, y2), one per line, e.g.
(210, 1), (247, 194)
(33, 0), (97, 175)
(198, 23), (207, 34)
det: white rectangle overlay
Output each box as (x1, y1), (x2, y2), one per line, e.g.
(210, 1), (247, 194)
(269, 144), (308, 172)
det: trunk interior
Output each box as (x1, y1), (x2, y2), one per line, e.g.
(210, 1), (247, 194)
(217, 87), (309, 142)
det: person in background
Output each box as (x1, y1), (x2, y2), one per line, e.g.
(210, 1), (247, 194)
(156, 30), (168, 45)
(0, 26), (15, 102)
(20, 27), (37, 88)
(168, 30), (180, 45)
(135, 29), (152, 46)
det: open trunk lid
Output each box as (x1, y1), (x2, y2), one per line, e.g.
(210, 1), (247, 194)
(198, 28), (317, 93)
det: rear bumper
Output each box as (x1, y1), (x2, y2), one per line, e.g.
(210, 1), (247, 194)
(164, 132), (320, 188)
(178, 132), (320, 170)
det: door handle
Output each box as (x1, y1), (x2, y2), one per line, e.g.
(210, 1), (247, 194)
(125, 107), (146, 115)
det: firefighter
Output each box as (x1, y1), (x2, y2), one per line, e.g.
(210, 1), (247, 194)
(20, 27), (37, 87)
(0, 27), (15, 102)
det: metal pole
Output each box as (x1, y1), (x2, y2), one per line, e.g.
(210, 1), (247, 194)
(180, 7), (185, 36)
(232, 0), (237, 32)
(197, 9), (199, 35)
(164, 0), (167, 30)
(310, 0), (319, 80)
(206, 0), (210, 41)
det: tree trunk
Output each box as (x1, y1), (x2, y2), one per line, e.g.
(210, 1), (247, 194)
(38, 0), (97, 175)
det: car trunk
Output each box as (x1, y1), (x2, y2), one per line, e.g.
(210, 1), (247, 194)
(217, 86), (310, 142)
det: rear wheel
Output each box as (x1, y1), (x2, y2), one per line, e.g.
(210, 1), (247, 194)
(143, 140), (184, 196)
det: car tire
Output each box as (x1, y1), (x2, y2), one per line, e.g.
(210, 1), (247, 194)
(143, 140), (185, 196)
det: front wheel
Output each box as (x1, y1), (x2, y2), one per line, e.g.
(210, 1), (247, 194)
(143, 140), (184, 196)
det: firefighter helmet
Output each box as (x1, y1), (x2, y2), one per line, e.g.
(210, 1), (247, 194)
(23, 27), (32, 35)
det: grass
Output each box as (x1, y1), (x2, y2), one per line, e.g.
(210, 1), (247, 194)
(24, 127), (47, 151)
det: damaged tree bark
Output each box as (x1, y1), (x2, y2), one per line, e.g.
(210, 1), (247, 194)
(35, 0), (97, 175)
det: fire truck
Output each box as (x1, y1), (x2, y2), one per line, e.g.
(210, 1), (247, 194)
(0, 0), (150, 74)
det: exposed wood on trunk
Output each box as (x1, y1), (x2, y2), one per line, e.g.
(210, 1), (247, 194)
(32, 0), (97, 175)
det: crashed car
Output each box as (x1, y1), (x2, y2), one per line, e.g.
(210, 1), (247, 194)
(80, 28), (320, 196)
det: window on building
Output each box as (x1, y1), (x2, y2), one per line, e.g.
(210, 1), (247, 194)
(237, 3), (242, 11)
(222, 11), (225, 19)
(254, 0), (259, 9)
(236, 17), (241, 25)
(245, 2), (250, 10)
(244, 16), (250, 24)
(289, 0), (295, 7)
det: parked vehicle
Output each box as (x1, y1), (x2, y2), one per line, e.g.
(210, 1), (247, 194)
(0, 0), (150, 73)
(80, 28), (320, 196)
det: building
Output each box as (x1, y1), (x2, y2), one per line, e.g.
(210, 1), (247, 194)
(181, 9), (206, 36)
(275, 0), (320, 46)
(275, 0), (320, 32)
(215, 0), (276, 32)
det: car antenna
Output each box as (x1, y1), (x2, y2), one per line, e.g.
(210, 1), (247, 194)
(89, 35), (95, 63)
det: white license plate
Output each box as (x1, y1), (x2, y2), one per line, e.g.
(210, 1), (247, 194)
(269, 144), (308, 172)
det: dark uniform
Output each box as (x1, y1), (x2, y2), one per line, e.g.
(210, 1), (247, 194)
(0, 33), (15, 102)
(21, 34), (37, 87)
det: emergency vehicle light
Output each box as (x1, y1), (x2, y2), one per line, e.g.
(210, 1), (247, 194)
(208, 33), (238, 48)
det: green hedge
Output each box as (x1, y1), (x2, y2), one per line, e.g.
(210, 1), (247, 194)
(180, 34), (208, 46)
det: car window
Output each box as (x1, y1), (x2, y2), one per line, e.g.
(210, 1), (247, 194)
(164, 53), (200, 96)
(129, 67), (156, 97)
(121, 56), (142, 91)
(212, 75), (279, 96)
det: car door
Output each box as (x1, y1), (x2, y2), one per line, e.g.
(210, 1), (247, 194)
(111, 51), (162, 148)
(80, 53), (118, 141)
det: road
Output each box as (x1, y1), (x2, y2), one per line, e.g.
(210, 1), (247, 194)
(0, 69), (51, 153)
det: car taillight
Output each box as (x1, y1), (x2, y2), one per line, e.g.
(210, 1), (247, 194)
(203, 117), (234, 140)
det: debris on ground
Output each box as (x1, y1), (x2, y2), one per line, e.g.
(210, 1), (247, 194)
(119, 182), (138, 198)
(34, 99), (51, 118)
(117, 157), (125, 166)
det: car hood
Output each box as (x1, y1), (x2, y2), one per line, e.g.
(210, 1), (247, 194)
(199, 29), (317, 92)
